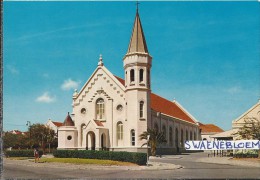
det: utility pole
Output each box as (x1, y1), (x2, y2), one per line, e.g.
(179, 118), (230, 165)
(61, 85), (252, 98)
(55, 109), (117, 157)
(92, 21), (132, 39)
(146, 135), (150, 166)
(26, 121), (31, 149)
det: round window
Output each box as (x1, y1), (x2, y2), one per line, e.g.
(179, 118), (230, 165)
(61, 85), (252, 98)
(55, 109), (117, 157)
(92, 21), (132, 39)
(116, 104), (123, 112)
(67, 136), (72, 140)
(81, 108), (86, 114)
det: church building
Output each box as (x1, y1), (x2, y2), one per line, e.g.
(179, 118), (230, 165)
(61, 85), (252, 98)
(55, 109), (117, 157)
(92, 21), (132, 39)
(58, 8), (200, 154)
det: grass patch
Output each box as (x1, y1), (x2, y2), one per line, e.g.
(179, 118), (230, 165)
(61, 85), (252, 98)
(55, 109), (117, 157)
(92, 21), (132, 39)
(36, 158), (138, 166)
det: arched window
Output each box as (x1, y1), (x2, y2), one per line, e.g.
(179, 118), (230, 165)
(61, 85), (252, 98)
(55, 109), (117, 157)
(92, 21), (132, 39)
(125, 71), (127, 86)
(117, 122), (123, 140)
(96, 98), (105, 119)
(131, 129), (135, 146)
(175, 128), (179, 147)
(139, 69), (144, 82)
(81, 123), (86, 146)
(169, 127), (173, 146)
(130, 69), (135, 82)
(181, 129), (184, 147)
(154, 123), (159, 132)
(162, 125), (166, 137)
(140, 101), (144, 118)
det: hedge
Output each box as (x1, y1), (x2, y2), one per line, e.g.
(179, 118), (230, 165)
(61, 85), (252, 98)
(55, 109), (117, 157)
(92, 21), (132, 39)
(5, 150), (43, 158)
(53, 150), (147, 165)
(233, 150), (259, 158)
(233, 154), (258, 158)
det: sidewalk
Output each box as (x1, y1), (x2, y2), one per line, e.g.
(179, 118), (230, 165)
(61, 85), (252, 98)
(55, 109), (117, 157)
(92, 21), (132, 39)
(3, 158), (182, 171)
(196, 156), (260, 167)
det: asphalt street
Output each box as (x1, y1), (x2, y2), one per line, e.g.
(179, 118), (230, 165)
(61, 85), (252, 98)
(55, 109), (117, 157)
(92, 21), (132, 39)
(2, 152), (260, 179)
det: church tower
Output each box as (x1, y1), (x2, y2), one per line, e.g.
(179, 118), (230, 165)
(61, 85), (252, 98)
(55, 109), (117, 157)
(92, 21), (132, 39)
(123, 6), (152, 147)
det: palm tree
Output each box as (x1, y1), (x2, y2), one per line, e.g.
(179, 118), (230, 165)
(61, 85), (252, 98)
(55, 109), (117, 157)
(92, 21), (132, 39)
(139, 128), (167, 156)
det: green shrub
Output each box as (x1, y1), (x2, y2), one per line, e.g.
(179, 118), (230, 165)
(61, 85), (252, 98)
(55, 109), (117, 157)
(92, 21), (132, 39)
(53, 150), (147, 165)
(95, 151), (110, 160)
(5, 150), (43, 158)
(132, 152), (147, 165)
(234, 150), (258, 158)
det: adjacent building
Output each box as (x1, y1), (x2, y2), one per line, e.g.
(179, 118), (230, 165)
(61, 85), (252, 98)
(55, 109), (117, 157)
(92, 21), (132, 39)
(199, 122), (224, 141)
(211, 100), (260, 141)
(7, 130), (25, 135)
(46, 119), (63, 135)
(232, 100), (260, 140)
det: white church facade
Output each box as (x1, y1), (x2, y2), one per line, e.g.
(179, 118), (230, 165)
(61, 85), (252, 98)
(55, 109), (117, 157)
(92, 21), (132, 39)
(58, 9), (200, 154)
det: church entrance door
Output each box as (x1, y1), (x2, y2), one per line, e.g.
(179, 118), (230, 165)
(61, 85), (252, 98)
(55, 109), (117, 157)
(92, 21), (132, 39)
(101, 133), (106, 150)
(86, 131), (95, 150)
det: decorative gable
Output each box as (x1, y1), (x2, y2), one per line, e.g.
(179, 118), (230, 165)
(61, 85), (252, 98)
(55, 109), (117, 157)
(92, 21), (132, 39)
(72, 66), (125, 107)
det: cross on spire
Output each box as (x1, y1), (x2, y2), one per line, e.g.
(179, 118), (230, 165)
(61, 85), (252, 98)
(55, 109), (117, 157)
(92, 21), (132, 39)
(136, 1), (139, 12)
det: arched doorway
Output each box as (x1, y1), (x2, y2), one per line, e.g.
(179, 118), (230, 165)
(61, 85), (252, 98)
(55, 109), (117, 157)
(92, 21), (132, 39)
(86, 131), (95, 150)
(101, 133), (106, 150)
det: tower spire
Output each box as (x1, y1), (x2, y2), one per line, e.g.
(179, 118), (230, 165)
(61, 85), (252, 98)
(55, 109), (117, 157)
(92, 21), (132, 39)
(126, 3), (149, 55)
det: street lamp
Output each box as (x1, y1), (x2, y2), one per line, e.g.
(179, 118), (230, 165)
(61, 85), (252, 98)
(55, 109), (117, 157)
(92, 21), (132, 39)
(146, 135), (150, 166)
(26, 121), (31, 149)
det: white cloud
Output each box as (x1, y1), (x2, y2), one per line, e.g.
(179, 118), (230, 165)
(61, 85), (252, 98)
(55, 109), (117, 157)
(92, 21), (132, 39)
(61, 78), (80, 91)
(7, 65), (19, 75)
(36, 92), (56, 103)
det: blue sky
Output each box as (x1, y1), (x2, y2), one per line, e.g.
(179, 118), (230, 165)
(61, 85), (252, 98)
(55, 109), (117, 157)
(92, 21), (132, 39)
(4, 1), (259, 132)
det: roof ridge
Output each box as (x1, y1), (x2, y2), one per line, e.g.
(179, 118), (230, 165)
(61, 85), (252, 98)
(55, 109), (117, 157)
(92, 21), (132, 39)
(232, 101), (260, 123)
(52, 121), (62, 123)
(151, 92), (175, 105)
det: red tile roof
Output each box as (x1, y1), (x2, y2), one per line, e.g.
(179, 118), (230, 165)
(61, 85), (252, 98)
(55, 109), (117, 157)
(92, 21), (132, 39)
(199, 122), (224, 133)
(151, 93), (195, 124)
(94, 120), (104, 127)
(114, 75), (125, 86)
(114, 76), (196, 124)
(13, 130), (22, 135)
(52, 121), (63, 127)
(8, 130), (26, 135)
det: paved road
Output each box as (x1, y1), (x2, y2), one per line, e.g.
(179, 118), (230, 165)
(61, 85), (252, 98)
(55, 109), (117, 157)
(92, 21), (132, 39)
(150, 152), (260, 179)
(2, 152), (260, 179)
